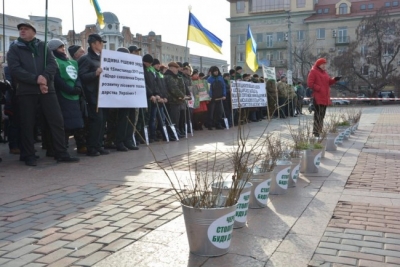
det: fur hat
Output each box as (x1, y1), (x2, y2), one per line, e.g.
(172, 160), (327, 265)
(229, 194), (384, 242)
(168, 62), (180, 68)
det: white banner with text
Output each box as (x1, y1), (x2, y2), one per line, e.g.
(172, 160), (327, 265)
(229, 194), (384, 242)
(231, 81), (268, 109)
(98, 49), (148, 108)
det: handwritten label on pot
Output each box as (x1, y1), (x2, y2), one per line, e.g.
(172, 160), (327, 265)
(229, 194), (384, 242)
(314, 152), (322, 169)
(207, 210), (236, 249)
(291, 164), (300, 183)
(254, 179), (271, 205)
(235, 191), (251, 223)
(276, 167), (290, 189)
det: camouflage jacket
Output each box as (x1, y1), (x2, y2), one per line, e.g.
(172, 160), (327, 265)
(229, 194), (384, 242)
(277, 81), (288, 98)
(164, 69), (185, 105)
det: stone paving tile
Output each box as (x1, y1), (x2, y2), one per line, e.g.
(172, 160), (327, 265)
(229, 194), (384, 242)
(0, 184), (188, 266)
(309, 201), (400, 266)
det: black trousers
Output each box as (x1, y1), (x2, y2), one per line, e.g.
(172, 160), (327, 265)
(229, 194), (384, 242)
(87, 104), (108, 150)
(313, 104), (327, 136)
(207, 100), (223, 127)
(19, 94), (69, 159)
(167, 104), (181, 127)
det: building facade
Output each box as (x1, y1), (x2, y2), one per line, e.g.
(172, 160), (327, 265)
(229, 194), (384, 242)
(227, 0), (400, 79)
(190, 55), (229, 74)
(161, 42), (189, 65)
(0, 13), (64, 62)
(65, 12), (163, 60)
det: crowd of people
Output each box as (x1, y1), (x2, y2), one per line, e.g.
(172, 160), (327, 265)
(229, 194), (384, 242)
(2, 21), (312, 167)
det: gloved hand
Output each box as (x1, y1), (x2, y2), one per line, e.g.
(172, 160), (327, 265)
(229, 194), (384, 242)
(70, 86), (82, 95)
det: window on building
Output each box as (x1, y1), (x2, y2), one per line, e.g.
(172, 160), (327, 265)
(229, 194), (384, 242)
(384, 43), (394, 55)
(360, 4), (366, 10)
(256, 33), (263, 43)
(385, 2), (391, 7)
(339, 3), (348, 14)
(236, 1), (245, 13)
(316, 28), (325, 39)
(324, 8), (329, 13)
(266, 33), (273, 47)
(361, 45), (368, 57)
(276, 51), (283, 60)
(297, 30), (305, 41)
(249, 0), (289, 12)
(368, 4), (374, 9)
(317, 9), (322, 14)
(296, 0), (306, 8)
(276, 32), (285, 42)
(393, 1), (399, 6)
(238, 34), (246, 44)
(238, 52), (244, 62)
(361, 65), (369, 76)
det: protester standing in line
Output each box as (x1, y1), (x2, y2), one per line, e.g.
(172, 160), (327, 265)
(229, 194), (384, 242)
(277, 75), (289, 118)
(223, 73), (232, 127)
(296, 81), (305, 115)
(7, 22), (79, 166)
(48, 39), (85, 154)
(68, 45), (85, 61)
(307, 58), (340, 137)
(143, 54), (162, 142)
(207, 66), (226, 130)
(164, 62), (186, 138)
(78, 33), (109, 156)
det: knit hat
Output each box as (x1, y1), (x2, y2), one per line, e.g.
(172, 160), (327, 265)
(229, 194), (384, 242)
(176, 62), (183, 68)
(68, 45), (81, 58)
(17, 22), (36, 33)
(235, 66), (243, 71)
(48, 39), (64, 51)
(192, 69), (199, 76)
(315, 58), (327, 66)
(152, 58), (161, 66)
(117, 47), (129, 53)
(142, 54), (154, 64)
(168, 62), (180, 68)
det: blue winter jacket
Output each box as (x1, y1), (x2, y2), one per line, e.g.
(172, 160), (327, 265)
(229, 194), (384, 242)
(207, 75), (226, 99)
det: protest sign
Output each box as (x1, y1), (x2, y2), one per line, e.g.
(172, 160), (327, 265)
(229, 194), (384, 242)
(287, 70), (293, 85)
(98, 49), (147, 108)
(262, 65), (276, 80)
(231, 81), (268, 109)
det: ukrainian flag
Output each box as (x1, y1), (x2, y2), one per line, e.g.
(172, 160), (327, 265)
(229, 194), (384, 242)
(187, 12), (223, 54)
(246, 25), (259, 72)
(90, 0), (105, 29)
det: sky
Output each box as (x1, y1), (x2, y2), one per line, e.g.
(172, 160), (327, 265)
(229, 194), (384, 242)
(5, 0), (231, 63)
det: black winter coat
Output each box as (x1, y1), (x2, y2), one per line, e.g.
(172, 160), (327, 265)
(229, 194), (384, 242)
(54, 57), (84, 130)
(7, 38), (58, 96)
(78, 47), (101, 105)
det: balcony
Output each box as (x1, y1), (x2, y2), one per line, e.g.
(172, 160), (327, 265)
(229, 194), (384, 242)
(335, 36), (350, 46)
(270, 59), (287, 68)
(258, 41), (287, 50)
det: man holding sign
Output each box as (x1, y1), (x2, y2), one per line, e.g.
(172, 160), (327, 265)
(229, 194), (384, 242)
(78, 34), (109, 157)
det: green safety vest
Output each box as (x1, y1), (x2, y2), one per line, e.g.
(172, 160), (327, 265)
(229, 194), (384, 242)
(55, 58), (79, 101)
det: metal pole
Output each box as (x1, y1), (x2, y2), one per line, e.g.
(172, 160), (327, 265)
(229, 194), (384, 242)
(287, 11), (293, 72)
(2, 0), (5, 63)
(44, 0), (48, 67)
(72, 0), (75, 44)
(184, 6), (192, 63)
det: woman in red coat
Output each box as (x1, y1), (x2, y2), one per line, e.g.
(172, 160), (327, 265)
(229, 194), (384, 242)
(307, 58), (341, 137)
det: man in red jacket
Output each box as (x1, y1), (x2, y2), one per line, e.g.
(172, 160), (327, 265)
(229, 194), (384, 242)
(307, 58), (341, 137)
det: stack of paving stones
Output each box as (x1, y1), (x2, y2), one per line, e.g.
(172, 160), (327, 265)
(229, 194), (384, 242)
(310, 112), (400, 267)
(0, 184), (181, 266)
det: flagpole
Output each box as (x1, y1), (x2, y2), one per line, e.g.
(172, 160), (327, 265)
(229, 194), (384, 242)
(2, 0), (5, 64)
(72, 0), (75, 44)
(184, 5), (191, 63)
(44, 0), (48, 67)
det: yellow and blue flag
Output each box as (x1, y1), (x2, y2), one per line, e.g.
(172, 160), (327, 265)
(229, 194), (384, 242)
(187, 12), (223, 54)
(246, 25), (259, 72)
(90, 0), (105, 29)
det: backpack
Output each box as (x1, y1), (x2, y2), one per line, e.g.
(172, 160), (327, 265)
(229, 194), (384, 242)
(211, 78), (224, 100)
